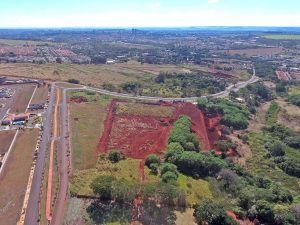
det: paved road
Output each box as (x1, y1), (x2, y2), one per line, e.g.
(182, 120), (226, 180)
(24, 84), (55, 225)
(50, 88), (69, 225)
(59, 69), (259, 102)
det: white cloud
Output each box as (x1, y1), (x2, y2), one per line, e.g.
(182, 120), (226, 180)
(208, 0), (220, 4)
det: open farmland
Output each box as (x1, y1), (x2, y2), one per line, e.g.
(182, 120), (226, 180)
(0, 129), (39, 225)
(226, 47), (285, 56)
(69, 91), (111, 170)
(0, 39), (55, 46)
(0, 130), (16, 155)
(10, 85), (35, 113)
(30, 85), (49, 104)
(263, 34), (300, 40)
(0, 63), (183, 87)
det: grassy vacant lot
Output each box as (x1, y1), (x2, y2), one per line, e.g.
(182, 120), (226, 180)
(69, 91), (111, 170)
(70, 158), (141, 196)
(31, 85), (49, 104)
(10, 85), (35, 113)
(177, 174), (212, 205)
(265, 101), (280, 126)
(277, 98), (300, 131)
(0, 39), (55, 46)
(0, 129), (39, 225)
(115, 102), (175, 117)
(247, 132), (300, 202)
(263, 34), (300, 40)
(0, 130), (16, 154)
(0, 63), (162, 87)
(226, 47), (285, 56)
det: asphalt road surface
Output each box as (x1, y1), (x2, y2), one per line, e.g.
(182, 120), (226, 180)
(24, 84), (55, 225)
(50, 88), (69, 225)
(62, 69), (259, 102)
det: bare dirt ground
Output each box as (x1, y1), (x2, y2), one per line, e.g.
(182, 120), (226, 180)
(0, 129), (39, 225)
(10, 85), (35, 113)
(277, 98), (300, 132)
(0, 130), (16, 155)
(98, 100), (221, 159)
(30, 85), (49, 104)
(248, 102), (271, 132)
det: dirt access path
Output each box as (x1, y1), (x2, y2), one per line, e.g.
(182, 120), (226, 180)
(46, 88), (60, 222)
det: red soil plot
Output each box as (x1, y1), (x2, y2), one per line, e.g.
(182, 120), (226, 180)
(98, 100), (223, 159)
(172, 102), (210, 149)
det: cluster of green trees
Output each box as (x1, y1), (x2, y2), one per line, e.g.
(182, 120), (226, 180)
(168, 115), (199, 152)
(216, 164), (297, 225)
(215, 140), (237, 152)
(234, 82), (274, 114)
(108, 150), (124, 163)
(67, 78), (80, 84)
(198, 98), (249, 130)
(90, 175), (139, 202)
(163, 115), (227, 178)
(152, 72), (227, 97)
(193, 200), (238, 225)
(254, 62), (277, 79)
(288, 93), (300, 106)
(262, 124), (300, 178)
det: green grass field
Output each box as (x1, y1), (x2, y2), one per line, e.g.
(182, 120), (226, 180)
(247, 132), (300, 202)
(177, 175), (212, 205)
(265, 101), (280, 126)
(70, 158), (141, 196)
(69, 91), (111, 170)
(263, 34), (300, 40)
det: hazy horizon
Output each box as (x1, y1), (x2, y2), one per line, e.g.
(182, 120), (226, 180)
(1, 0), (300, 28)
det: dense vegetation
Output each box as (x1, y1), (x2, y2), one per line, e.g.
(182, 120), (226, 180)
(265, 101), (280, 125)
(113, 72), (230, 97)
(198, 98), (249, 129)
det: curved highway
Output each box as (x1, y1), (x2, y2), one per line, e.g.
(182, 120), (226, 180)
(61, 69), (259, 102)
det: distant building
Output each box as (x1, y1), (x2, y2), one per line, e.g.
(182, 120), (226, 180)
(1, 113), (30, 125)
(106, 59), (116, 64)
(0, 76), (6, 83)
(28, 103), (45, 110)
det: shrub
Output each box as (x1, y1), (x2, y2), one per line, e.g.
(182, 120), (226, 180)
(108, 150), (123, 163)
(193, 200), (238, 225)
(90, 175), (116, 200)
(145, 154), (161, 168)
(161, 171), (178, 183)
(67, 78), (80, 84)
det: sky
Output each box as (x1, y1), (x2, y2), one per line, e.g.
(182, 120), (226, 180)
(0, 0), (300, 28)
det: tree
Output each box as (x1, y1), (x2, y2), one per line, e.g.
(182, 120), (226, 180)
(193, 200), (238, 225)
(145, 154), (161, 168)
(164, 142), (184, 163)
(160, 163), (178, 176)
(111, 179), (139, 202)
(161, 171), (178, 183)
(108, 150), (123, 163)
(67, 78), (80, 84)
(217, 169), (240, 194)
(90, 175), (116, 200)
(265, 141), (286, 157)
(249, 200), (275, 224)
(56, 57), (62, 64)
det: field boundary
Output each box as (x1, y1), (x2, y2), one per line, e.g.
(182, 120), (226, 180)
(0, 130), (19, 177)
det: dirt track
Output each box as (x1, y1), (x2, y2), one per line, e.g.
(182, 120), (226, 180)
(46, 88), (60, 221)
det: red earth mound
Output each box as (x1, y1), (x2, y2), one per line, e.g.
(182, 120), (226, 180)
(97, 100), (222, 159)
